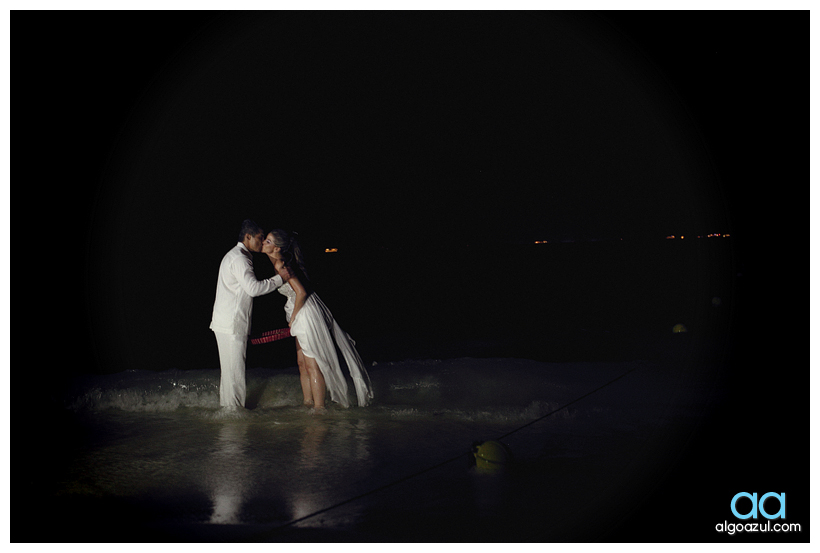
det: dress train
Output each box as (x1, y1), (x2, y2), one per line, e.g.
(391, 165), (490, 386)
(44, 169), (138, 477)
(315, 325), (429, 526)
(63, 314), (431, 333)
(288, 292), (373, 408)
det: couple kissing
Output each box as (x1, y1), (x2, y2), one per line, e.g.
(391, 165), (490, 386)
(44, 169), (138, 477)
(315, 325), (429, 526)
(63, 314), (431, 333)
(209, 219), (373, 412)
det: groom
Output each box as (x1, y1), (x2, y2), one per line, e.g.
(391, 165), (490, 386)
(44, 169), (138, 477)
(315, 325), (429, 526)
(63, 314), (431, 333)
(210, 219), (293, 409)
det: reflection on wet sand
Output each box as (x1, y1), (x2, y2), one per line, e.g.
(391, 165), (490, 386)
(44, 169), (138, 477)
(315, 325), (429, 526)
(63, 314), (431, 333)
(290, 418), (330, 520)
(203, 413), (375, 530)
(207, 421), (250, 524)
(291, 418), (374, 526)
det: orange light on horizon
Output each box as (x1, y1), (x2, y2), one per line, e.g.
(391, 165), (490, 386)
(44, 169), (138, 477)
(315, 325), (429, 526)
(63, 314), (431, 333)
(534, 240), (549, 244)
(325, 248), (338, 253)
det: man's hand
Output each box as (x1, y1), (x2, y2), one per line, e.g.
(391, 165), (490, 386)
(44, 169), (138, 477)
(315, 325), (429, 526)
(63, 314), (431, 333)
(278, 265), (295, 281)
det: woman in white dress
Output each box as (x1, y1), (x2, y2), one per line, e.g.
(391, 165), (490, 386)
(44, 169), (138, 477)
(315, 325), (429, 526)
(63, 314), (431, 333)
(261, 229), (373, 410)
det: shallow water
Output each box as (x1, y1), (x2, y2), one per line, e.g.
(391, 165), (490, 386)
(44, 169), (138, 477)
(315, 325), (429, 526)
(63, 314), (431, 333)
(27, 347), (724, 542)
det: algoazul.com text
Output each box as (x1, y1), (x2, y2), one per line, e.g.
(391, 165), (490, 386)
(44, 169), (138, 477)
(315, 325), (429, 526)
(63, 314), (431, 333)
(716, 520), (802, 535)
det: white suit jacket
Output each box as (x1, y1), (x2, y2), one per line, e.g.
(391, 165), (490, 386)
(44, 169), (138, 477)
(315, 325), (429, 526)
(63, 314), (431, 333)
(210, 242), (284, 336)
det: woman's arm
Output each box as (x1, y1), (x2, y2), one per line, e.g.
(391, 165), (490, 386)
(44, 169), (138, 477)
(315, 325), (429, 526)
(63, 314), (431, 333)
(287, 272), (309, 326)
(272, 258), (309, 325)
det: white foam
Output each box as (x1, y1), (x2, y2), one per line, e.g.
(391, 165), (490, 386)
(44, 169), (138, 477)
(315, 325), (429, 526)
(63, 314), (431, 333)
(62, 358), (647, 417)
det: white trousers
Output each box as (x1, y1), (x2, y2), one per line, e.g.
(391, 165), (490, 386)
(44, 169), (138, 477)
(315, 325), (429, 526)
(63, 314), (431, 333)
(214, 332), (248, 408)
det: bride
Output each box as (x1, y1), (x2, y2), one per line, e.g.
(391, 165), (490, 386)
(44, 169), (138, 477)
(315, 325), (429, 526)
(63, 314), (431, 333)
(262, 229), (373, 410)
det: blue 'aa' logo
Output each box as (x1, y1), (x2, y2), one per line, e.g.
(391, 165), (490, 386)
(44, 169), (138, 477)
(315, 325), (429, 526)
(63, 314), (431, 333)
(731, 493), (786, 520)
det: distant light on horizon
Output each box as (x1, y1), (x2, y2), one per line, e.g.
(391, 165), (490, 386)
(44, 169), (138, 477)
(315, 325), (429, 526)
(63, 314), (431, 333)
(527, 234), (731, 244)
(324, 248), (338, 253)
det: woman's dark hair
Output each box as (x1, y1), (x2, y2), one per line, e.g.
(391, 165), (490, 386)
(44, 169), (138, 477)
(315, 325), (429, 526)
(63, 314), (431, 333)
(238, 219), (263, 242)
(268, 229), (310, 284)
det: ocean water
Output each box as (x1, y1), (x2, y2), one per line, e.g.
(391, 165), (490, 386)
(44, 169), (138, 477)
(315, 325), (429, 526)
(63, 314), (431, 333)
(17, 239), (739, 542)
(23, 335), (727, 543)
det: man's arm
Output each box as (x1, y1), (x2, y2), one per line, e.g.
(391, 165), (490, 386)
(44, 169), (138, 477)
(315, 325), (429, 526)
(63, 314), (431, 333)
(234, 256), (283, 297)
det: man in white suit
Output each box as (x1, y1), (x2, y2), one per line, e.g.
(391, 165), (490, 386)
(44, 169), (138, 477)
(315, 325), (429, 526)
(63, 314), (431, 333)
(210, 219), (292, 409)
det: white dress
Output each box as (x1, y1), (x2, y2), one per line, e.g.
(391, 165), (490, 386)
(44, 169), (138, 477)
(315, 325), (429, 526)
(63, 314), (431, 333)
(279, 283), (373, 408)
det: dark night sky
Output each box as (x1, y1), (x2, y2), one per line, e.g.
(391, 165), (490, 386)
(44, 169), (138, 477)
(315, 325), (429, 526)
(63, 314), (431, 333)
(16, 11), (803, 377)
(90, 12), (727, 246)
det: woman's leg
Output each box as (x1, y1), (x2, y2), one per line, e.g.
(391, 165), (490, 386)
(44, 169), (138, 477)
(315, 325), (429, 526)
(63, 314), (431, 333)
(295, 340), (313, 406)
(304, 354), (327, 409)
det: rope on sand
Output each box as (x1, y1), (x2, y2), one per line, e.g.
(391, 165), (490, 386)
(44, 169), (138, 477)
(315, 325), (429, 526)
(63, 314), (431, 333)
(253, 363), (642, 539)
(495, 364), (642, 441)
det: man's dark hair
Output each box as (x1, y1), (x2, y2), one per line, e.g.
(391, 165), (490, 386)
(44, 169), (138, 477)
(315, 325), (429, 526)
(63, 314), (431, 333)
(238, 219), (264, 242)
